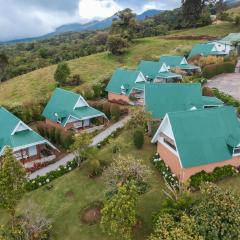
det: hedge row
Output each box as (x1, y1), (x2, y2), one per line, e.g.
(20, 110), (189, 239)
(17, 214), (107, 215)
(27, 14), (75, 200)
(202, 62), (235, 79)
(91, 101), (128, 121)
(213, 88), (240, 108)
(25, 160), (78, 191)
(36, 123), (74, 150)
(190, 165), (237, 189)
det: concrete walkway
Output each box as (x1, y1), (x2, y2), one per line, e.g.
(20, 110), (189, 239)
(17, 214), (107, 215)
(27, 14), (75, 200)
(29, 115), (130, 179)
(206, 73), (240, 101)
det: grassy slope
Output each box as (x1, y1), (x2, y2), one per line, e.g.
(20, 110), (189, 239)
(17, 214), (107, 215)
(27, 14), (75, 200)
(1, 22), (239, 106)
(170, 22), (240, 37)
(0, 130), (164, 240)
(0, 38), (200, 105)
(227, 6), (240, 17)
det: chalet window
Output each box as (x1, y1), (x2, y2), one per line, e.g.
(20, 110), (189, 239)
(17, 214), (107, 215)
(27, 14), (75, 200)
(234, 147), (240, 156)
(163, 138), (176, 151)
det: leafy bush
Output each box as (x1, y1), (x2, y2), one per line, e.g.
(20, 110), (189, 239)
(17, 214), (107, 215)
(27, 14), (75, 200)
(97, 127), (124, 149)
(25, 160), (78, 191)
(133, 128), (144, 149)
(202, 62), (235, 78)
(4, 99), (47, 124)
(198, 56), (224, 67)
(110, 104), (121, 121)
(202, 86), (213, 96)
(36, 123), (74, 150)
(88, 159), (102, 177)
(190, 165), (236, 188)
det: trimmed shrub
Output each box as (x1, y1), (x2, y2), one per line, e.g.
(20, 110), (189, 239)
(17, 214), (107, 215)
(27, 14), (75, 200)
(202, 62), (235, 78)
(110, 104), (120, 121)
(202, 86), (213, 96)
(88, 159), (102, 177)
(190, 165), (236, 189)
(102, 102), (111, 118)
(133, 128), (144, 149)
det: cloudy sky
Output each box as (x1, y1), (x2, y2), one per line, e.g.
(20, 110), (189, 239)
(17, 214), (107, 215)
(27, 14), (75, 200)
(0, 0), (180, 41)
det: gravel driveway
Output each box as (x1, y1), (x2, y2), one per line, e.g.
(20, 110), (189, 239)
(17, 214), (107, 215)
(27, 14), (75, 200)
(206, 73), (240, 101)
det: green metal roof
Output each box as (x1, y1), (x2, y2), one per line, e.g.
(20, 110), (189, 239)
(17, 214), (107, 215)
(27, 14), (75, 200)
(156, 71), (182, 79)
(137, 60), (164, 79)
(168, 107), (240, 168)
(42, 88), (105, 126)
(159, 55), (184, 67)
(145, 83), (203, 119)
(105, 68), (145, 96)
(188, 43), (226, 59)
(221, 33), (240, 45)
(202, 96), (223, 106)
(159, 55), (200, 71)
(0, 107), (46, 154)
(145, 83), (223, 119)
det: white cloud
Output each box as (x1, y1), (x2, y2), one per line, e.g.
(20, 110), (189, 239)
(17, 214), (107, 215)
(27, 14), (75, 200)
(142, 1), (169, 11)
(78, 0), (122, 20)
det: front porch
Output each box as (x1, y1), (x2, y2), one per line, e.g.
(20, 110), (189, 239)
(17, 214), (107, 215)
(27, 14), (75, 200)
(14, 143), (58, 165)
(67, 116), (107, 133)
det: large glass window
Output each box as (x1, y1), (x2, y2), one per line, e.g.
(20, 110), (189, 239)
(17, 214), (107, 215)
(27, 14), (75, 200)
(163, 138), (176, 151)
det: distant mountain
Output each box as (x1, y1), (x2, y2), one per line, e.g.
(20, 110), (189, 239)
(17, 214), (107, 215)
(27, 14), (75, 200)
(1, 9), (163, 44)
(225, 0), (240, 6)
(136, 9), (164, 21)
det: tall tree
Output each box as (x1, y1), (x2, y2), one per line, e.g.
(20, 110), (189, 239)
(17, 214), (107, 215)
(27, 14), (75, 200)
(149, 213), (203, 240)
(70, 132), (92, 166)
(103, 155), (150, 193)
(181, 0), (212, 27)
(0, 147), (26, 224)
(101, 181), (138, 240)
(193, 183), (240, 239)
(54, 62), (70, 85)
(111, 8), (136, 41)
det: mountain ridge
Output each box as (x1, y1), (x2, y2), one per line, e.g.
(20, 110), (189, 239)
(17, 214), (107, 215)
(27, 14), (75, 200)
(1, 9), (163, 44)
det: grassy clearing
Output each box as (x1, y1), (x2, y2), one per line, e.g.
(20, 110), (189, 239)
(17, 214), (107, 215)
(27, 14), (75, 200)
(170, 22), (240, 37)
(0, 37), (198, 105)
(0, 130), (165, 240)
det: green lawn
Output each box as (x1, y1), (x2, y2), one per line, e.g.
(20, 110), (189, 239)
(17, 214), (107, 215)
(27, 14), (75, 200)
(169, 22), (240, 38)
(0, 130), (165, 240)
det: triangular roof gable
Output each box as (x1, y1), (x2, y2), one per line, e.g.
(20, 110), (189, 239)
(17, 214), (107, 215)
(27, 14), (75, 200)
(42, 88), (81, 123)
(167, 107), (240, 168)
(188, 44), (216, 59)
(0, 107), (50, 154)
(137, 60), (163, 79)
(159, 55), (187, 68)
(105, 68), (144, 96)
(221, 33), (240, 44)
(145, 83), (203, 119)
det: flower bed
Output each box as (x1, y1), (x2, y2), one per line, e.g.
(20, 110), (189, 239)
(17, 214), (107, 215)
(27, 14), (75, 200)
(152, 153), (179, 188)
(190, 165), (237, 189)
(25, 160), (78, 191)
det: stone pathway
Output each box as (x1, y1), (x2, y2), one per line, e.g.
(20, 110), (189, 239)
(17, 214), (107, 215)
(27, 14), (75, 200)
(29, 115), (131, 179)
